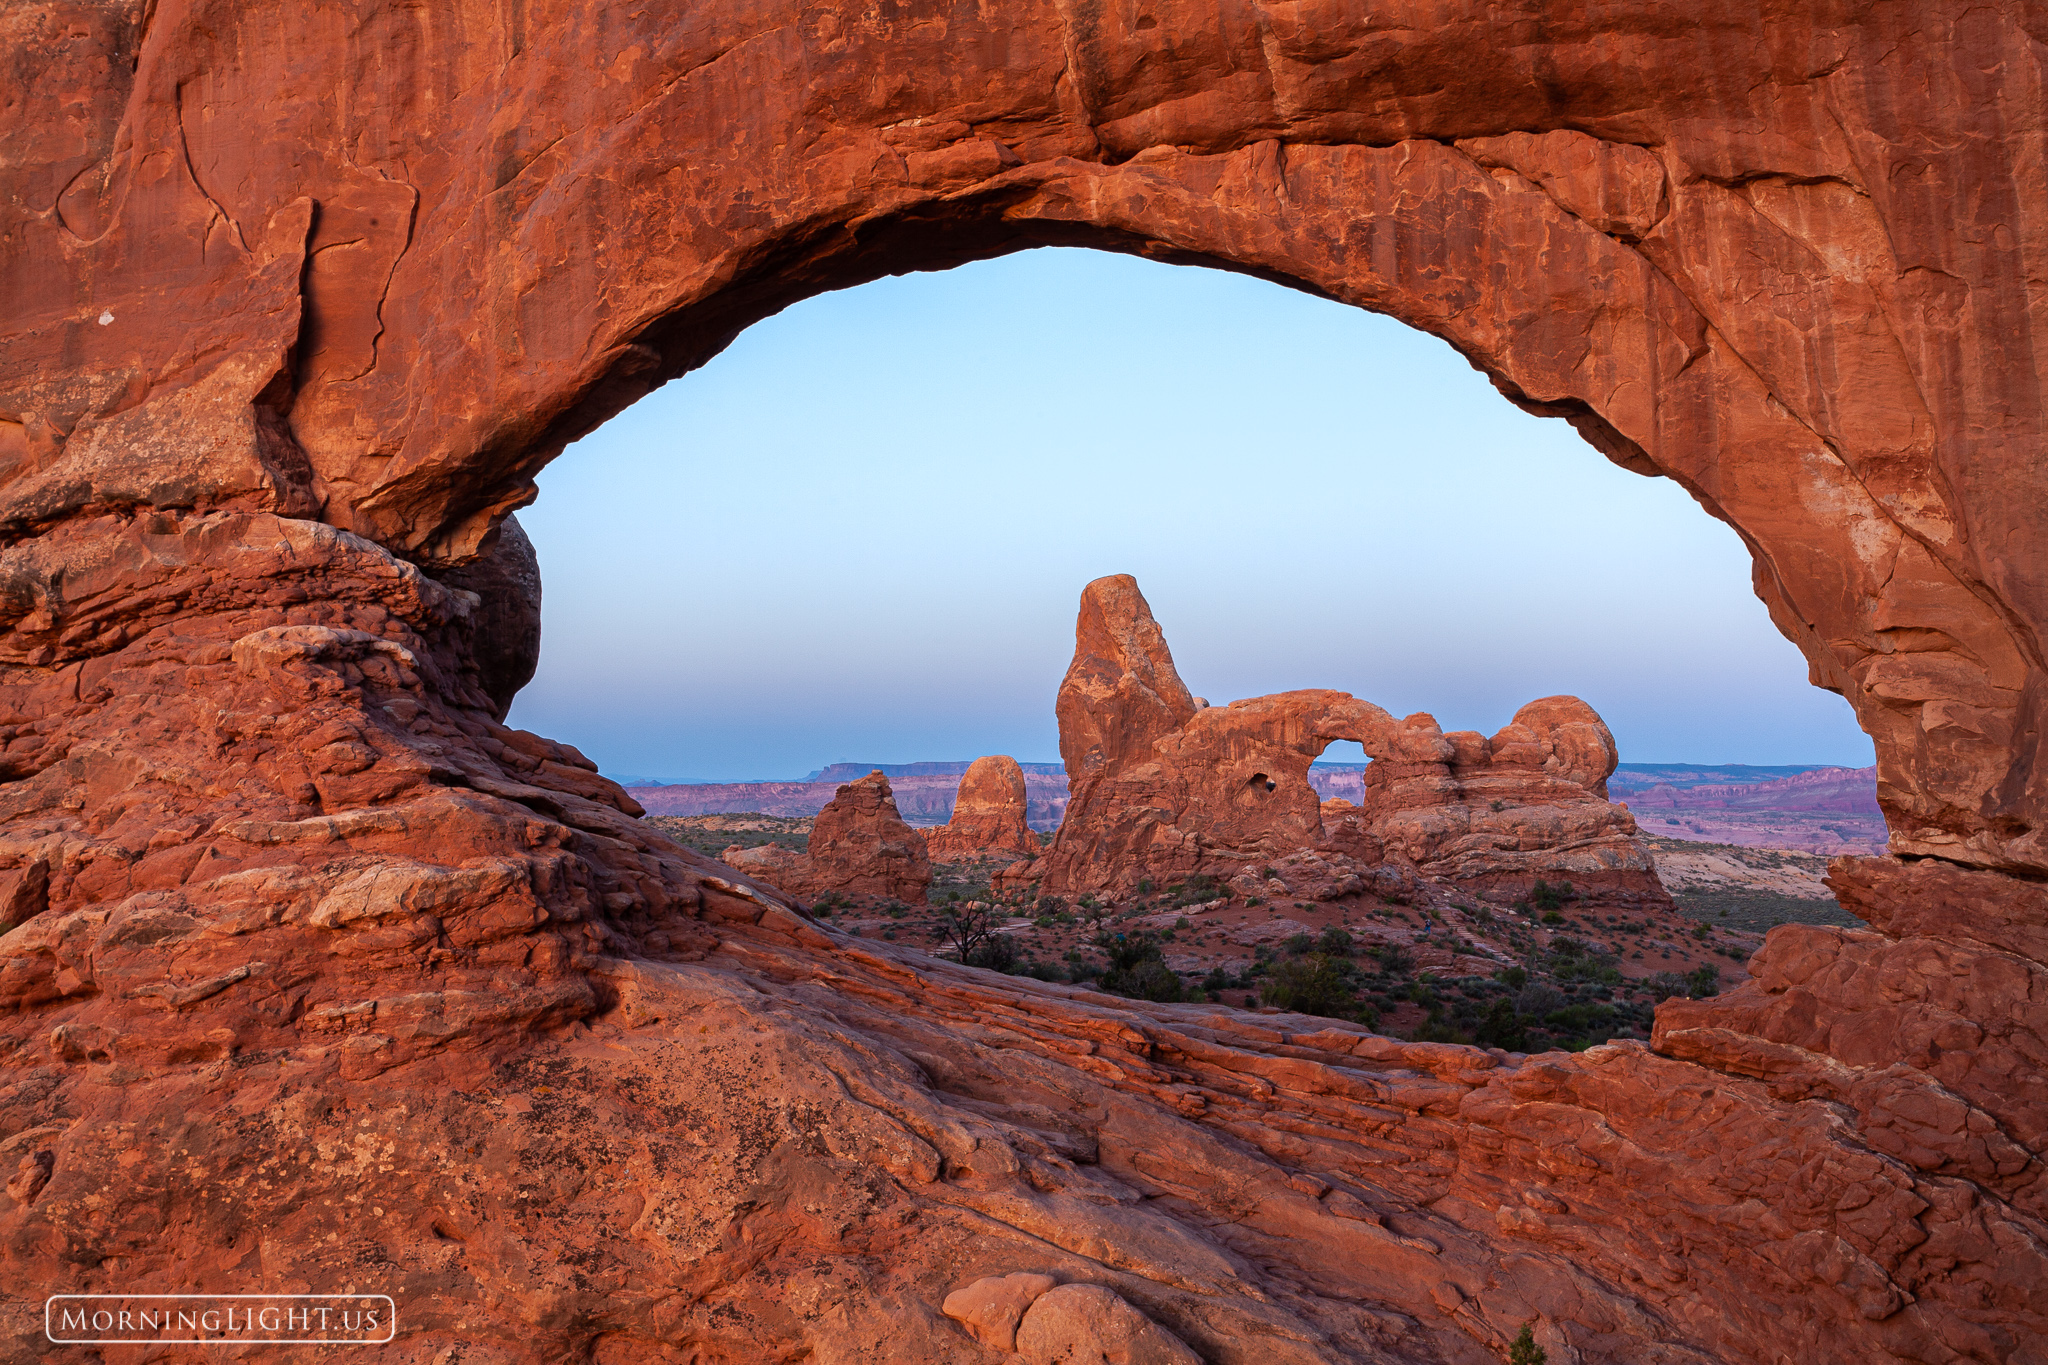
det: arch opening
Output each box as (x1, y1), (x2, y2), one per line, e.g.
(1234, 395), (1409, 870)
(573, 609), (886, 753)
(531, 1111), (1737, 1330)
(505, 248), (1869, 801)
(441, 146), (2037, 877)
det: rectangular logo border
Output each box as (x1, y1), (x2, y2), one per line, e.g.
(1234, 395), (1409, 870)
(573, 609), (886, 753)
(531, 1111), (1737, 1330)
(45, 1293), (396, 1345)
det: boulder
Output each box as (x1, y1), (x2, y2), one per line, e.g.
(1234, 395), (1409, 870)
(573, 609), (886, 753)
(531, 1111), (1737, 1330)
(940, 1271), (1058, 1352)
(1013, 1284), (1202, 1365)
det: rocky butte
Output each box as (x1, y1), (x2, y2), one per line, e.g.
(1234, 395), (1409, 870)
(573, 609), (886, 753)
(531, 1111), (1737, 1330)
(924, 755), (1042, 863)
(1004, 576), (1667, 913)
(722, 769), (933, 905)
(0, 4), (2043, 1362)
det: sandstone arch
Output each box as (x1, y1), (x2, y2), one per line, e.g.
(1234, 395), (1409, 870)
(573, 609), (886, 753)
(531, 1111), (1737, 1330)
(1009, 576), (1665, 906)
(1, 4), (2045, 1362)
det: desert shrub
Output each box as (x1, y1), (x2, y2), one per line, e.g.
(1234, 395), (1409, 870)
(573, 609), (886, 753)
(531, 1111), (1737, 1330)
(1036, 894), (1067, 914)
(1317, 926), (1354, 956)
(1544, 1001), (1619, 1039)
(1495, 965), (1529, 989)
(1258, 954), (1357, 1019)
(1530, 879), (1574, 912)
(1118, 960), (1185, 1002)
(934, 899), (1003, 962)
(1372, 943), (1416, 975)
(1514, 982), (1564, 1018)
(1685, 964), (1721, 998)
(1283, 932), (1316, 955)
(1644, 972), (1690, 1002)
(1550, 942), (1624, 986)
(1096, 932), (1184, 1002)
(1510, 1323), (1547, 1365)
(964, 934), (1019, 972)
(1409, 1004), (1473, 1043)
(1474, 998), (1528, 1051)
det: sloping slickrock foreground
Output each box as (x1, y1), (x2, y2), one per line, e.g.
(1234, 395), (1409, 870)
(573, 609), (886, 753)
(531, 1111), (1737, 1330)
(1005, 576), (1666, 909)
(1, 3), (2045, 1361)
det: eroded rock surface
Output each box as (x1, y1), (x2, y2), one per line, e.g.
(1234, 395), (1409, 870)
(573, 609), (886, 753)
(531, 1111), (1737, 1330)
(925, 756), (1041, 863)
(1362, 697), (1668, 909)
(0, 3), (2044, 1361)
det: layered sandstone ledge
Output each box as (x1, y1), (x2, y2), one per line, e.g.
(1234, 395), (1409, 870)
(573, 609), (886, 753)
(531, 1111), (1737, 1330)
(1, 2), (2045, 1361)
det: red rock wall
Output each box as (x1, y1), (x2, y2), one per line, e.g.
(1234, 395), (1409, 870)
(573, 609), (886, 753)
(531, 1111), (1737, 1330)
(1, 4), (2045, 1361)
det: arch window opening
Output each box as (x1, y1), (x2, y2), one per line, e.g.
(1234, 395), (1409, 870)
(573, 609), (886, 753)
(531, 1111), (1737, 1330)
(505, 246), (1876, 1047)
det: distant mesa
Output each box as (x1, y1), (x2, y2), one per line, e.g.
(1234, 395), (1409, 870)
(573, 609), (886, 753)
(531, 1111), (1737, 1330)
(996, 574), (1668, 910)
(631, 767), (1070, 828)
(603, 772), (675, 788)
(1612, 763), (1885, 855)
(1610, 762), (1844, 789)
(807, 759), (1066, 783)
(923, 756), (1042, 862)
(723, 770), (931, 904)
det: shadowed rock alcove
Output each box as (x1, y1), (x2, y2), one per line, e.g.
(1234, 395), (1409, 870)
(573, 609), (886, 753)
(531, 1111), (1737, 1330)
(1, 3), (2043, 1361)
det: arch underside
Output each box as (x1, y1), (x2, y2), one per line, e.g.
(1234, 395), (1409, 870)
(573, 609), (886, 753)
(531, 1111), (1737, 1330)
(0, 2), (2044, 1361)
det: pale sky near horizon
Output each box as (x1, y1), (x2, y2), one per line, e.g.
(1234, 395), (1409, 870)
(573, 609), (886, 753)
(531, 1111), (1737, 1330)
(505, 248), (1876, 782)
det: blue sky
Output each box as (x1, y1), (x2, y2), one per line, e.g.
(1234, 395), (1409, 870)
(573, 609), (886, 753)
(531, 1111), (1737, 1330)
(506, 248), (1874, 781)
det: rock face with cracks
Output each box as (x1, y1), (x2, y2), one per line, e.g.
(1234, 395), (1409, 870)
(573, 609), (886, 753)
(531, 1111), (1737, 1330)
(1360, 696), (1668, 907)
(1, 3), (2046, 1361)
(925, 756), (1041, 863)
(1006, 576), (1663, 910)
(722, 769), (932, 905)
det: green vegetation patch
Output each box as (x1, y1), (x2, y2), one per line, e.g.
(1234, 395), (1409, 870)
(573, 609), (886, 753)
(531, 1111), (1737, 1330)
(1671, 886), (1861, 932)
(646, 814), (810, 859)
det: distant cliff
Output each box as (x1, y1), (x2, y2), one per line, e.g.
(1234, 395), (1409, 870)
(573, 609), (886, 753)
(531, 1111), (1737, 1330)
(631, 771), (1071, 827)
(1616, 765), (1884, 853)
